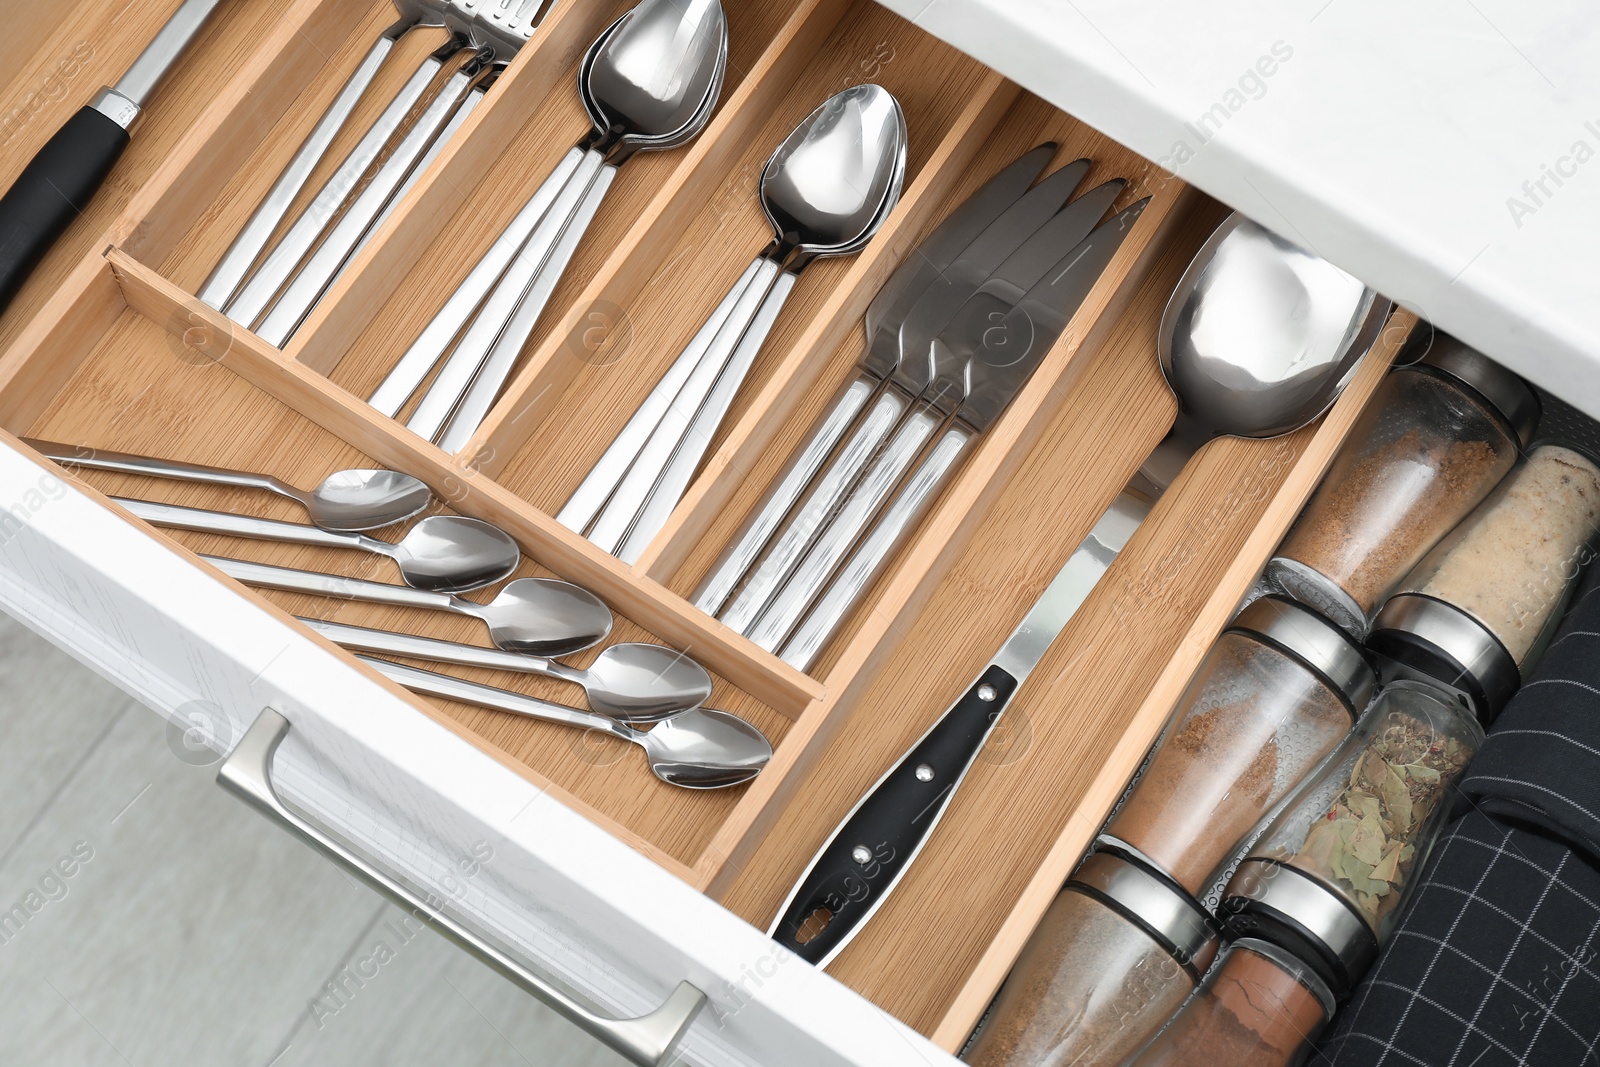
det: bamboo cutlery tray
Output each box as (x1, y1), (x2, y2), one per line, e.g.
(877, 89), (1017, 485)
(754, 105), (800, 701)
(0, 0), (1417, 1051)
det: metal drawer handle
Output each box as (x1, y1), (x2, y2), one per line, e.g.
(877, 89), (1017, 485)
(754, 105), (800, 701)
(217, 708), (705, 1066)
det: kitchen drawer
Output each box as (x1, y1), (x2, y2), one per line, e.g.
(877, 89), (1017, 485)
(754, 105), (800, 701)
(0, 0), (1428, 1063)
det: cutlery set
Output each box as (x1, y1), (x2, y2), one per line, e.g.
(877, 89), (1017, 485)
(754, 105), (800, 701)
(36, 440), (771, 789)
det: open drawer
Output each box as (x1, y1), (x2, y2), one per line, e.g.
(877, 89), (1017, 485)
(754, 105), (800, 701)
(0, 0), (1427, 1063)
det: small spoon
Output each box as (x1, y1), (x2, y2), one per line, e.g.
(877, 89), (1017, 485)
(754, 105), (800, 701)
(118, 499), (520, 593)
(569, 84), (909, 559)
(28, 439), (432, 532)
(301, 617), (711, 722)
(384, 0), (729, 447)
(206, 556), (612, 656)
(363, 657), (772, 789)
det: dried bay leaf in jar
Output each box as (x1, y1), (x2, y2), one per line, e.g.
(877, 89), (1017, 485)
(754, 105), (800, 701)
(1369, 442), (1600, 719)
(1267, 335), (1537, 635)
(1221, 682), (1483, 996)
(964, 851), (1218, 1067)
(1101, 597), (1376, 894)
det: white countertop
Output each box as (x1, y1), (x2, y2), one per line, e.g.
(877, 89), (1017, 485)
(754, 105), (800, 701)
(881, 0), (1600, 421)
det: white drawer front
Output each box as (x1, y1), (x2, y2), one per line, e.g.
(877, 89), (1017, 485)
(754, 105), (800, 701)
(0, 440), (958, 1067)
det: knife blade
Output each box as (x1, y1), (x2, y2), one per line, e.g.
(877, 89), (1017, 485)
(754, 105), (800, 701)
(767, 203), (1158, 965)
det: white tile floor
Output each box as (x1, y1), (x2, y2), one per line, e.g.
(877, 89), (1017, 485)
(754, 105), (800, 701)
(0, 612), (629, 1067)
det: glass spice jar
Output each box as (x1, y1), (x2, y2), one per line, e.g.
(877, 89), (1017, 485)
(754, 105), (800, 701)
(1266, 335), (1538, 636)
(964, 850), (1219, 1067)
(1101, 596), (1376, 895)
(1369, 442), (1600, 719)
(1221, 682), (1483, 995)
(1122, 938), (1335, 1067)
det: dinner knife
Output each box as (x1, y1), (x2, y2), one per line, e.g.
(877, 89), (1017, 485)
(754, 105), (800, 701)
(768, 204), (1157, 966)
(0, 0), (230, 311)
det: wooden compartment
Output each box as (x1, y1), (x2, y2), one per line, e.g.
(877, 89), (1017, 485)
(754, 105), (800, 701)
(0, 0), (1416, 1055)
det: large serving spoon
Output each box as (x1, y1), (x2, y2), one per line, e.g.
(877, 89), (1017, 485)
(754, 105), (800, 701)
(28, 440), (432, 532)
(382, 0), (729, 448)
(301, 617), (711, 722)
(118, 500), (519, 593)
(768, 212), (1390, 967)
(363, 657), (771, 789)
(206, 556), (611, 656)
(563, 84), (908, 560)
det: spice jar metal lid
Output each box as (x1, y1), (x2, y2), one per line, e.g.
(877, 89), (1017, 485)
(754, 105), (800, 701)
(1221, 858), (1379, 1001)
(1367, 592), (1520, 722)
(1231, 595), (1378, 714)
(1411, 333), (1540, 449)
(1073, 847), (1221, 978)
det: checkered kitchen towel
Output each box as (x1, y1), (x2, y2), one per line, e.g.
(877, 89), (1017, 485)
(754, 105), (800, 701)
(1319, 573), (1600, 1066)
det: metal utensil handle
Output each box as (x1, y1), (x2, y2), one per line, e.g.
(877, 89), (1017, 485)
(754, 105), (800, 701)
(203, 555), (456, 610)
(116, 497), (369, 551)
(223, 42), (455, 326)
(693, 373), (878, 616)
(407, 148), (607, 440)
(26, 439), (298, 499)
(300, 616), (553, 674)
(781, 427), (971, 671)
(257, 50), (491, 346)
(558, 258), (765, 534)
(362, 656), (619, 734)
(437, 161), (619, 452)
(616, 268), (800, 563)
(369, 146), (585, 417)
(744, 403), (943, 652)
(716, 386), (907, 633)
(218, 708), (703, 1066)
(586, 255), (783, 555)
(199, 25), (410, 309)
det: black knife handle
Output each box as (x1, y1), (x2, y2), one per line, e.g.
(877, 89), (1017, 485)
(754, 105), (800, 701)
(769, 663), (1020, 965)
(0, 105), (130, 312)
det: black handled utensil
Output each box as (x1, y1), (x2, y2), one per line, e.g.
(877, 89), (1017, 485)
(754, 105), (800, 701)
(0, 0), (229, 311)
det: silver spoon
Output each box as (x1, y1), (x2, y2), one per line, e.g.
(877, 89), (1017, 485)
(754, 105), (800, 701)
(765, 212), (1391, 966)
(568, 84), (909, 560)
(383, 0), (729, 445)
(205, 556), (612, 656)
(118, 500), (519, 593)
(28, 440), (432, 532)
(301, 618), (710, 722)
(363, 657), (771, 789)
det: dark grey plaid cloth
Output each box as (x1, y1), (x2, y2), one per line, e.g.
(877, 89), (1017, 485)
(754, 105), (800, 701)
(1320, 576), (1600, 1066)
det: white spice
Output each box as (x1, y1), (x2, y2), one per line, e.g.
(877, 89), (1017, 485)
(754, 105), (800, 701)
(1418, 445), (1600, 662)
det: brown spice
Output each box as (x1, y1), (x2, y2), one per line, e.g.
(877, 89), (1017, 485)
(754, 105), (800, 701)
(1107, 634), (1352, 893)
(1127, 944), (1329, 1066)
(964, 889), (1194, 1067)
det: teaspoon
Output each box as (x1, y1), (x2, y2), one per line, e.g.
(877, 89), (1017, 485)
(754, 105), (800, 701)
(302, 617), (710, 722)
(207, 556), (612, 656)
(118, 500), (519, 593)
(363, 657), (771, 789)
(30, 439), (432, 532)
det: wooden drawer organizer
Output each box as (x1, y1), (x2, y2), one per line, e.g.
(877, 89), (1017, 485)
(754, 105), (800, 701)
(0, 0), (1416, 1050)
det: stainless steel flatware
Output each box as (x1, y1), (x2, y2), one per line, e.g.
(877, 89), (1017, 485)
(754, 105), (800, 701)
(718, 175), (1124, 643)
(302, 617), (710, 722)
(768, 212), (1389, 967)
(381, 0), (728, 450)
(29, 440), (432, 532)
(693, 144), (1060, 616)
(208, 555), (610, 655)
(119, 499), (519, 592)
(364, 657), (771, 788)
(562, 84), (908, 562)
(0, 0), (231, 311)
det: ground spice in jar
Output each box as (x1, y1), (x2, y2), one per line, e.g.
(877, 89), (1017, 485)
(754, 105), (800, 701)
(1282, 708), (1474, 930)
(1413, 444), (1600, 663)
(1124, 940), (1331, 1067)
(1106, 633), (1354, 893)
(964, 888), (1195, 1067)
